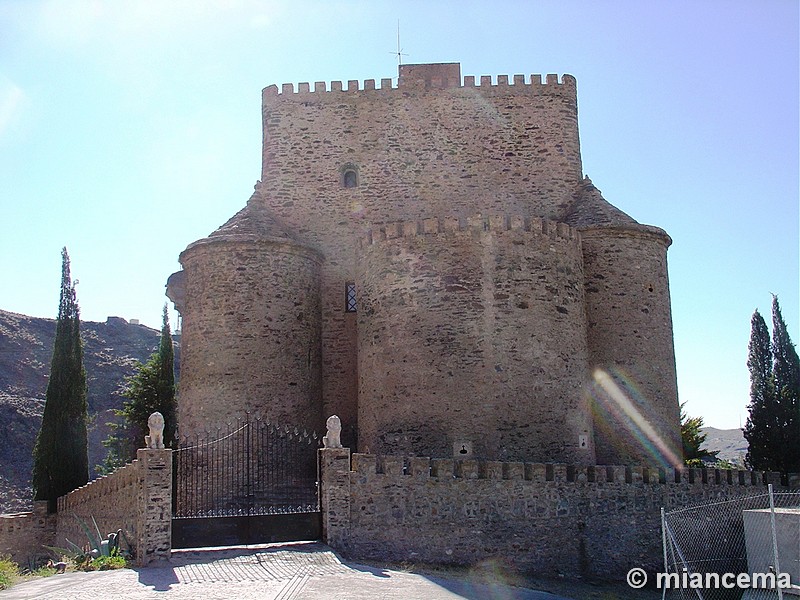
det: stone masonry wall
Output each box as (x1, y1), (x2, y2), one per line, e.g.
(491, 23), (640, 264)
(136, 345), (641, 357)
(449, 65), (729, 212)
(258, 69), (583, 449)
(581, 225), (681, 466)
(0, 502), (56, 566)
(177, 239), (323, 438)
(55, 448), (171, 566)
(56, 458), (139, 557)
(320, 449), (783, 580)
(260, 72), (582, 228)
(357, 215), (593, 463)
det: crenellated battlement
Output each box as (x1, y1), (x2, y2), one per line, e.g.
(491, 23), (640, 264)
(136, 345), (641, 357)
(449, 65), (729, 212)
(321, 448), (792, 579)
(57, 460), (139, 513)
(360, 214), (580, 247)
(349, 453), (782, 487)
(0, 502), (56, 566)
(262, 71), (575, 102)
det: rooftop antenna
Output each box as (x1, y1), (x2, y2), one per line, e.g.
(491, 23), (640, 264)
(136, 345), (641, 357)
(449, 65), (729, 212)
(390, 19), (408, 66)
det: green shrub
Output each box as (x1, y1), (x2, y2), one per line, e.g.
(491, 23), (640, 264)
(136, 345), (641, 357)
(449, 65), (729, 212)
(86, 555), (127, 571)
(30, 565), (57, 577)
(0, 556), (20, 590)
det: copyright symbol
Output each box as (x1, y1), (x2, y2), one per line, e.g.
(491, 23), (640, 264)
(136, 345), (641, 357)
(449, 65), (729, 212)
(627, 568), (647, 589)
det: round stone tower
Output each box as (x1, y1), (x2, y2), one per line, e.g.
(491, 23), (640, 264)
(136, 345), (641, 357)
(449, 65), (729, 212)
(356, 214), (595, 464)
(172, 196), (323, 439)
(567, 178), (681, 467)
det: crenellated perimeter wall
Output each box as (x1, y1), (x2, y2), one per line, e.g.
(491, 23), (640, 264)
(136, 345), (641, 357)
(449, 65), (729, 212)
(56, 458), (140, 556)
(0, 502), (56, 566)
(1, 462), (143, 566)
(320, 448), (787, 580)
(0, 448), (172, 567)
(55, 449), (171, 566)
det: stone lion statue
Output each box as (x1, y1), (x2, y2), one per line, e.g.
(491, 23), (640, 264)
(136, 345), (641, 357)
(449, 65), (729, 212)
(323, 415), (342, 449)
(145, 411), (165, 449)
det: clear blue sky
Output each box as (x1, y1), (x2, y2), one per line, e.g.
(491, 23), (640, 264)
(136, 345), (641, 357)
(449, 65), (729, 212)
(0, 1), (797, 429)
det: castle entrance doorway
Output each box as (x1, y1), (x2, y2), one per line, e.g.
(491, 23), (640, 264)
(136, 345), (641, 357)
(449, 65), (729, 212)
(171, 416), (321, 549)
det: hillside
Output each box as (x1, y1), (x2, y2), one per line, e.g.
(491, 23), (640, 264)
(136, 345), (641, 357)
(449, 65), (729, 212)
(701, 426), (748, 465)
(0, 309), (179, 514)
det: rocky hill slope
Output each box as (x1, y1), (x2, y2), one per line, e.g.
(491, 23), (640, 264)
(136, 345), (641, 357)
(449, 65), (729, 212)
(0, 309), (178, 514)
(701, 426), (747, 465)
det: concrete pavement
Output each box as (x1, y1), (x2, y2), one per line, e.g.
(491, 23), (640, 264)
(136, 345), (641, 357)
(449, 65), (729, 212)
(1, 542), (573, 600)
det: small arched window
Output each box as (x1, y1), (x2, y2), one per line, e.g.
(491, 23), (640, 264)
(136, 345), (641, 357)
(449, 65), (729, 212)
(343, 169), (358, 188)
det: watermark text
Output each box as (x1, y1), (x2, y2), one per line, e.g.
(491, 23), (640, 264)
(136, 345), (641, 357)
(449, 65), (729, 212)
(626, 567), (793, 590)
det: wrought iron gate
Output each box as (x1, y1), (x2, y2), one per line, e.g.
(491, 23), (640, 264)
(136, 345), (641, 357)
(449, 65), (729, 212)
(172, 416), (321, 549)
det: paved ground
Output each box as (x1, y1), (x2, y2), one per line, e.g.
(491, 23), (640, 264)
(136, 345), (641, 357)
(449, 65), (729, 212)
(1, 542), (573, 600)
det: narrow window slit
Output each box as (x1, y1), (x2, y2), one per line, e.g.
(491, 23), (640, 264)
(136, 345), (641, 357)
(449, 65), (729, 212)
(345, 282), (357, 312)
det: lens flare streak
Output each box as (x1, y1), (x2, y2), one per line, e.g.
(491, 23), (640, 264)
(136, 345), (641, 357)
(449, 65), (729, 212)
(592, 368), (681, 468)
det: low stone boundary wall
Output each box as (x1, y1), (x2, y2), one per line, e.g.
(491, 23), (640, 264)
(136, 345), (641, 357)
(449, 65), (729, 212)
(320, 448), (788, 580)
(0, 502), (56, 566)
(56, 458), (139, 556)
(55, 448), (172, 565)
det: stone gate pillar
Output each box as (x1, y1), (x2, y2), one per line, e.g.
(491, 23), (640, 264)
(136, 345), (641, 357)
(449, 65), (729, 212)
(319, 447), (350, 548)
(135, 448), (172, 565)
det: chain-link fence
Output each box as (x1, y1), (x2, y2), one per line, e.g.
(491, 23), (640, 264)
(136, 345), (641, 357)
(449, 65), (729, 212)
(661, 486), (800, 600)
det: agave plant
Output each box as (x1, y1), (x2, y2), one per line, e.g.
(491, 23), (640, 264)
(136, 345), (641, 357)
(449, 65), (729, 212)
(43, 514), (130, 571)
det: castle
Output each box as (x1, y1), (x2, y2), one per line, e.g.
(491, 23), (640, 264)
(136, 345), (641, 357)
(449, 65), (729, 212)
(167, 62), (681, 468)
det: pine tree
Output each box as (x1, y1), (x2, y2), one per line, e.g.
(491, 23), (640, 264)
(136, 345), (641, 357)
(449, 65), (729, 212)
(99, 305), (177, 473)
(680, 403), (719, 466)
(32, 248), (88, 511)
(770, 296), (800, 474)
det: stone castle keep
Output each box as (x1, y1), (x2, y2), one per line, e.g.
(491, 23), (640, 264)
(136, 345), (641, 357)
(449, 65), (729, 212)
(6, 63), (797, 579)
(167, 62), (681, 468)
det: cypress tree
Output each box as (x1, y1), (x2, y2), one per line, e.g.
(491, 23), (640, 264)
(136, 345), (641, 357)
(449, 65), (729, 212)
(32, 247), (88, 511)
(155, 304), (177, 448)
(744, 299), (800, 476)
(770, 296), (800, 474)
(99, 305), (177, 473)
(743, 309), (775, 471)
